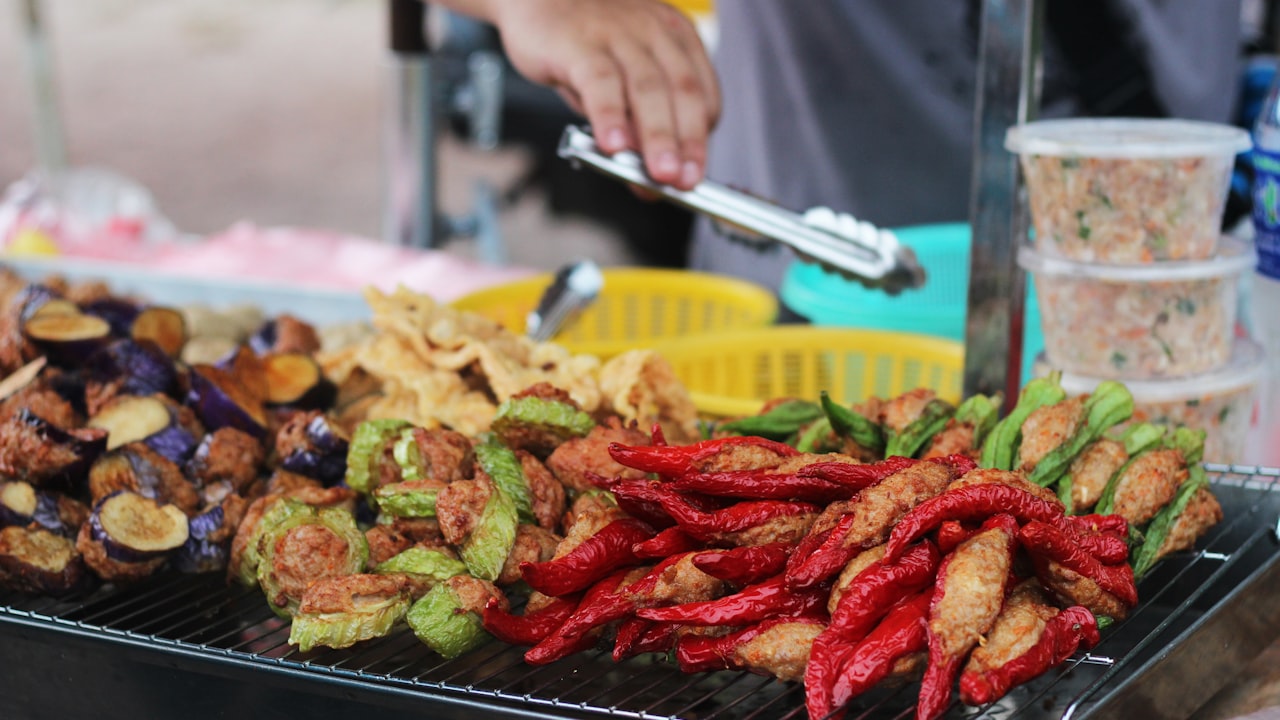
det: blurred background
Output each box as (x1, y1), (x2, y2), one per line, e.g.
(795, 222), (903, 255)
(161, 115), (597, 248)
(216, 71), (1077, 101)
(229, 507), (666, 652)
(0, 0), (714, 270)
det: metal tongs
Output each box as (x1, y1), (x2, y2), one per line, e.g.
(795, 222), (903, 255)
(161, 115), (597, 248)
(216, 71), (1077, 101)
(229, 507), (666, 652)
(526, 259), (604, 342)
(557, 125), (926, 293)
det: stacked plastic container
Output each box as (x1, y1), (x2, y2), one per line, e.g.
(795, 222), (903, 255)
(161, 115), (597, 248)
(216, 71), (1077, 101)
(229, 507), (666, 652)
(1005, 119), (1261, 464)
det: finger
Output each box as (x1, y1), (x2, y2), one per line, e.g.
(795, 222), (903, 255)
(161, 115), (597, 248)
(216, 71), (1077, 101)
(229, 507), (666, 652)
(555, 86), (585, 117)
(566, 53), (633, 155)
(648, 31), (713, 189)
(609, 40), (682, 186)
(661, 7), (721, 128)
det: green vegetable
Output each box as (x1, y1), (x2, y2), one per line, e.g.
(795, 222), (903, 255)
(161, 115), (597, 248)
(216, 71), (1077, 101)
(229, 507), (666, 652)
(391, 427), (426, 482)
(230, 498), (315, 587)
(819, 391), (884, 454)
(793, 416), (835, 453)
(375, 546), (468, 585)
(1130, 464), (1209, 578)
(1163, 426), (1207, 466)
(256, 501), (370, 618)
(884, 399), (955, 458)
(1118, 423), (1166, 456)
(475, 432), (533, 524)
(954, 393), (1002, 448)
(979, 373), (1067, 471)
(460, 478), (518, 582)
(345, 419), (413, 495)
(718, 400), (824, 440)
(1056, 473), (1074, 510)
(490, 396), (595, 445)
(373, 480), (445, 518)
(406, 581), (490, 658)
(1028, 381), (1133, 487)
(288, 581), (411, 652)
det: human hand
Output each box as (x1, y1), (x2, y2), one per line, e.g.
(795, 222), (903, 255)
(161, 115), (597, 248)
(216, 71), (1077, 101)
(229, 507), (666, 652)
(490, 0), (720, 190)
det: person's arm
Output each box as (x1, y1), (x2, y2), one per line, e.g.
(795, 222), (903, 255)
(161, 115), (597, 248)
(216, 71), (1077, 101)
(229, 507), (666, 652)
(433, 0), (719, 189)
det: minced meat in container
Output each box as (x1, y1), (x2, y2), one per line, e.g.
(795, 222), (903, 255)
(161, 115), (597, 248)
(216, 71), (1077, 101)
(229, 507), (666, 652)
(1005, 118), (1250, 262)
(1018, 237), (1255, 379)
(1033, 337), (1264, 463)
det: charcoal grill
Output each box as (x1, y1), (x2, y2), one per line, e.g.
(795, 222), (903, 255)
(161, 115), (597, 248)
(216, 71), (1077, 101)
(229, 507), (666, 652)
(2, 464), (1279, 720)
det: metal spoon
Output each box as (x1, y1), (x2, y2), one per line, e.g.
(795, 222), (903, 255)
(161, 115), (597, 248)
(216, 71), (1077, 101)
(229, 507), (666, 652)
(526, 259), (604, 342)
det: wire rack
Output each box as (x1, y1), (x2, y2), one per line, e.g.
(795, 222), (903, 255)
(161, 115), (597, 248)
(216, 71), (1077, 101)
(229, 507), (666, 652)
(2, 465), (1279, 720)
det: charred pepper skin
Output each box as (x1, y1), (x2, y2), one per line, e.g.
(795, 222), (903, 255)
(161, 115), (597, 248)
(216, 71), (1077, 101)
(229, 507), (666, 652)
(519, 517), (653, 597)
(481, 595), (579, 646)
(958, 605), (1100, 706)
(1018, 520), (1139, 607)
(691, 543), (790, 586)
(883, 484), (1064, 563)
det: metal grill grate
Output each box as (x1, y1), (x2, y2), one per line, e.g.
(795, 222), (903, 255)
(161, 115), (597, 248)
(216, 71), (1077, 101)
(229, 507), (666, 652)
(3, 465), (1279, 720)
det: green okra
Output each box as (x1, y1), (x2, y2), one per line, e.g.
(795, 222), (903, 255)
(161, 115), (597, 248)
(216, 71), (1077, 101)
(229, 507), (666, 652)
(1130, 464), (1209, 578)
(884, 399), (956, 459)
(718, 399), (825, 440)
(819, 391), (884, 454)
(406, 581), (490, 659)
(1027, 381), (1134, 487)
(980, 373), (1067, 471)
(954, 393), (1003, 448)
(345, 418), (413, 495)
(460, 476), (519, 582)
(474, 432), (533, 524)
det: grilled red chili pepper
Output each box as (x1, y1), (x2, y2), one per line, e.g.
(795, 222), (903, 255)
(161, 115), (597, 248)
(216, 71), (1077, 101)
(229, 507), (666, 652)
(828, 540), (940, 642)
(1019, 521), (1139, 607)
(520, 517), (654, 597)
(632, 526), (700, 559)
(935, 520), (976, 554)
(637, 574), (827, 626)
(670, 469), (850, 503)
(523, 568), (636, 665)
(805, 589), (932, 720)
(932, 452), (979, 476)
(692, 543), (790, 586)
(958, 605), (1099, 706)
(650, 423), (667, 447)
(784, 512), (860, 590)
(883, 484), (1065, 563)
(622, 481), (818, 541)
(1066, 513), (1129, 536)
(612, 617), (677, 661)
(482, 595), (579, 646)
(675, 617), (798, 674)
(1050, 515), (1129, 564)
(796, 456), (919, 490)
(608, 436), (799, 476)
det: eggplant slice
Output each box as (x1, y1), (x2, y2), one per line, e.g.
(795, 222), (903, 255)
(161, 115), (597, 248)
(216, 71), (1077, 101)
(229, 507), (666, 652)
(77, 491), (189, 582)
(0, 525), (87, 595)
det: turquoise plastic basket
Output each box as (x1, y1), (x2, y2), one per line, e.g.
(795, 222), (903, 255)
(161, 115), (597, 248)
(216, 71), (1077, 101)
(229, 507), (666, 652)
(779, 223), (1044, 383)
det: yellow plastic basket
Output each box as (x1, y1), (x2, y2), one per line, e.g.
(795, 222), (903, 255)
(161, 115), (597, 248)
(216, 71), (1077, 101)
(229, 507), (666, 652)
(450, 268), (778, 359)
(651, 327), (965, 418)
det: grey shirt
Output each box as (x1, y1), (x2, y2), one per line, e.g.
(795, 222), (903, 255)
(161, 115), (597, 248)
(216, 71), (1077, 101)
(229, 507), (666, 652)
(689, 0), (1244, 292)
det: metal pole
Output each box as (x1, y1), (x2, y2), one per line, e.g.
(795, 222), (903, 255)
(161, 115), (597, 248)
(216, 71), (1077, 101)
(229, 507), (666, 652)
(19, 0), (67, 175)
(963, 0), (1044, 405)
(383, 0), (439, 248)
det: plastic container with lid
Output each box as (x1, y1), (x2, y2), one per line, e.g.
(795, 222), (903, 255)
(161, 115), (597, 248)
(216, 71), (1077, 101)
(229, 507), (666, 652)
(1019, 237), (1255, 379)
(1005, 118), (1251, 263)
(1033, 337), (1265, 464)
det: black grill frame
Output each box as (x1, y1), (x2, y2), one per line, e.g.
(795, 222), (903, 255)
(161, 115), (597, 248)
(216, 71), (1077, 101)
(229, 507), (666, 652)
(3, 464), (1279, 720)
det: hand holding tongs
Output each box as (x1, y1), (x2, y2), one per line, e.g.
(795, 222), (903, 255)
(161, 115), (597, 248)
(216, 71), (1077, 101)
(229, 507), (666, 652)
(557, 125), (926, 294)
